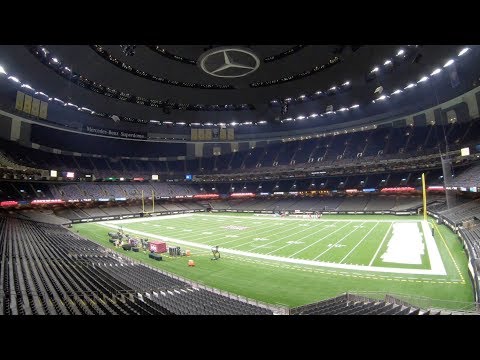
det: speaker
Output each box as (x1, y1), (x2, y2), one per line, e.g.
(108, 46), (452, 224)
(122, 244), (132, 251)
(132, 247), (140, 252)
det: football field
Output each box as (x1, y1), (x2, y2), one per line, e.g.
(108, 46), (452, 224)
(73, 213), (474, 309)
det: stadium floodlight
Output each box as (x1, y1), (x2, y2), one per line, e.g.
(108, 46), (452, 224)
(81, 107), (92, 111)
(350, 104), (360, 109)
(396, 49), (405, 56)
(243, 121), (253, 125)
(53, 97), (64, 103)
(315, 90), (322, 95)
(342, 81), (350, 86)
(163, 121), (173, 124)
(258, 120), (267, 124)
(191, 122), (200, 126)
(370, 67), (379, 73)
(329, 86), (337, 91)
(430, 68), (442, 76)
(67, 102), (78, 108)
(299, 95), (306, 99)
(417, 76), (428, 83)
(21, 84), (34, 90)
(391, 89), (403, 95)
(309, 113), (318, 118)
(404, 83), (416, 89)
(443, 59), (454, 67)
(218, 122), (226, 126)
(51, 57), (59, 63)
(458, 47), (470, 56)
(284, 98), (292, 101)
(284, 117), (293, 121)
(177, 122), (186, 125)
(376, 95), (387, 101)
(230, 122), (237, 126)
(338, 107), (349, 112)
(8, 76), (20, 83)
(0, 65), (6, 75)
(383, 59), (392, 65)
(296, 115), (305, 120)
(205, 122), (213, 126)
(64, 67), (72, 72)
(35, 91), (48, 97)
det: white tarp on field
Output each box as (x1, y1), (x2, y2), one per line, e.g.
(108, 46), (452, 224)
(381, 223), (424, 264)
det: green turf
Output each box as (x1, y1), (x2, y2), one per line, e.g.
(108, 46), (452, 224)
(72, 213), (475, 310)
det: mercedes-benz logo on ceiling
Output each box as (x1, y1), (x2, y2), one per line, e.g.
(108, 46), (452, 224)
(198, 47), (260, 78)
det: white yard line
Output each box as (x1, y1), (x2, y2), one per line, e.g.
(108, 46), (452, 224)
(241, 221), (332, 251)
(96, 221), (446, 275)
(368, 223), (393, 266)
(263, 222), (336, 255)
(215, 221), (293, 247)
(340, 222), (380, 263)
(313, 222), (367, 260)
(287, 222), (354, 258)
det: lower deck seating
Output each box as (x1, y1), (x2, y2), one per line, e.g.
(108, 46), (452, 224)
(0, 215), (272, 315)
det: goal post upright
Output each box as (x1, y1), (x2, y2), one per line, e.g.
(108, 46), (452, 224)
(422, 173), (427, 221)
(152, 190), (155, 213)
(142, 190), (145, 214)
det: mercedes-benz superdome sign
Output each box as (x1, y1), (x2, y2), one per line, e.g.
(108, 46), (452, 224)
(83, 125), (147, 139)
(198, 46), (260, 78)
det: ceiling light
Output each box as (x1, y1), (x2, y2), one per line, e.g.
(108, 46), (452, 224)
(66, 103), (78, 108)
(21, 84), (34, 90)
(370, 67), (379, 73)
(404, 83), (416, 89)
(315, 91), (322, 95)
(284, 118), (293, 121)
(443, 59), (454, 67)
(376, 95), (387, 101)
(205, 122), (213, 126)
(384, 59), (392, 65)
(191, 122), (200, 126)
(396, 49), (405, 56)
(285, 98), (292, 101)
(296, 115), (305, 120)
(338, 107), (349, 112)
(430, 68), (442, 76)
(177, 122), (186, 125)
(458, 47), (470, 56)
(64, 67), (71, 72)
(342, 81), (350, 86)
(329, 86), (337, 91)
(299, 95), (306, 99)
(8, 76), (20, 83)
(350, 104), (360, 109)
(163, 121), (173, 124)
(0, 65), (6, 75)
(51, 58), (59, 63)
(243, 121), (252, 125)
(53, 98), (64, 103)
(35, 92), (48, 97)
(391, 89), (402, 95)
(309, 113), (318, 118)
(417, 76), (428, 83)
(230, 122), (237, 126)
(258, 121), (267, 124)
